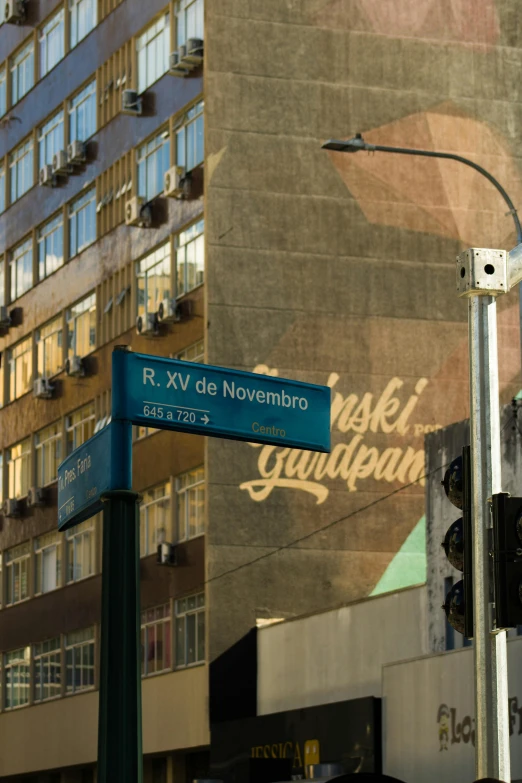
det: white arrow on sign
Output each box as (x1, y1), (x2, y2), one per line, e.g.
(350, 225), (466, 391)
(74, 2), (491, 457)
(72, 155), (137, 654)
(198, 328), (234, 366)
(201, 414), (209, 424)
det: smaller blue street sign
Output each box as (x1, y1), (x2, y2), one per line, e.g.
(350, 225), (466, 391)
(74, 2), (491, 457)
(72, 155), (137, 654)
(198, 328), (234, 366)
(57, 420), (131, 531)
(112, 350), (331, 452)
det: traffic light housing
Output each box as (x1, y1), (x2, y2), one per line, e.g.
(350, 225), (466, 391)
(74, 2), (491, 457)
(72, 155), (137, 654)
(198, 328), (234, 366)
(441, 446), (473, 638)
(492, 493), (522, 628)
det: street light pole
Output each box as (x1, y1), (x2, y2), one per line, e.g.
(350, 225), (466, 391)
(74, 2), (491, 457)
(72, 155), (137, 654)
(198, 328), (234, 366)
(322, 135), (522, 781)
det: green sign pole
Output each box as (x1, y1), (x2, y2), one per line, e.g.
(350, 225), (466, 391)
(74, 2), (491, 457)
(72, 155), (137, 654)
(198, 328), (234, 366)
(97, 489), (143, 783)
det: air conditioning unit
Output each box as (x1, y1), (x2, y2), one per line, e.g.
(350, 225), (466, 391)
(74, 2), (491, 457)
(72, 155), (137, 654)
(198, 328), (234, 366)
(4, 0), (25, 24)
(65, 354), (84, 377)
(34, 377), (54, 399)
(157, 542), (177, 566)
(184, 38), (204, 66)
(67, 140), (86, 166)
(169, 45), (188, 77)
(3, 498), (21, 518)
(164, 166), (185, 198)
(136, 312), (159, 336)
(52, 149), (68, 176)
(157, 298), (176, 323)
(0, 306), (11, 328)
(125, 196), (151, 228)
(122, 89), (142, 115)
(39, 165), (55, 187)
(27, 486), (47, 508)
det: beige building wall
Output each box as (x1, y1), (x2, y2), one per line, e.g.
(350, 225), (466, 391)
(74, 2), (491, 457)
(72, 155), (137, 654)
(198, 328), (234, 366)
(0, 667), (209, 778)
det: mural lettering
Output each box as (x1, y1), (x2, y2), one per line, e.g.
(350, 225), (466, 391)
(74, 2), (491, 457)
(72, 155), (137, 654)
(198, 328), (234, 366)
(240, 368), (430, 503)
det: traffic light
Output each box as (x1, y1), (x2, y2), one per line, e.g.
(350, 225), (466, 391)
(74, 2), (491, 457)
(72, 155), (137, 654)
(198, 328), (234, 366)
(441, 446), (473, 638)
(492, 493), (522, 628)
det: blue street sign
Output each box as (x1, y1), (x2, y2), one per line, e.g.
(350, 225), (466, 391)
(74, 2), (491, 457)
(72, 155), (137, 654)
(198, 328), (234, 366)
(57, 420), (131, 531)
(112, 350), (331, 452)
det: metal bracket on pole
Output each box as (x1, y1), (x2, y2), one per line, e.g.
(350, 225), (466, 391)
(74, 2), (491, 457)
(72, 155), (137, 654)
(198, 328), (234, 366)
(456, 247), (510, 782)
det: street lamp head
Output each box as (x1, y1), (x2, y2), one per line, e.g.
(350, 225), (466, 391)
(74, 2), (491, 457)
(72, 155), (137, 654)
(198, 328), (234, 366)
(322, 133), (371, 152)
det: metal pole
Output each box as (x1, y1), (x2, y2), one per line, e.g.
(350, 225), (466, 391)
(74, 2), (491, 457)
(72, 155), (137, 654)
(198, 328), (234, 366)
(97, 488), (143, 783)
(468, 294), (510, 781)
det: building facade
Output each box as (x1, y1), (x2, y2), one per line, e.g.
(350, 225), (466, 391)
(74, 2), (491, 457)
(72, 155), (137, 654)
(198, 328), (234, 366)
(0, 0), (521, 780)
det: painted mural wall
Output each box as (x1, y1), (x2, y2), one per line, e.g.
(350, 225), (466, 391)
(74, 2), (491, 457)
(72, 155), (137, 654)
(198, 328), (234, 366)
(205, 0), (522, 659)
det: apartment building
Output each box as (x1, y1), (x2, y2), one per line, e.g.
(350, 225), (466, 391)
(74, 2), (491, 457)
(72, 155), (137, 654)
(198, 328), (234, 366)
(0, 0), (521, 781)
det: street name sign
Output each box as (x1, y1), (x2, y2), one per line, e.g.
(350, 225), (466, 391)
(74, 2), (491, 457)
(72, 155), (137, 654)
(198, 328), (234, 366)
(57, 420), (131, 531)
(112, 350), (331, 452)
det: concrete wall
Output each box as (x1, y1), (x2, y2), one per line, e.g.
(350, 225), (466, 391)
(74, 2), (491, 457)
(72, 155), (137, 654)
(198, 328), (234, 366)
(205, 1), (522, 660)
(257, 585), (428, 714)
(383, 638), (522, 783)
(0, 666), (209, 777)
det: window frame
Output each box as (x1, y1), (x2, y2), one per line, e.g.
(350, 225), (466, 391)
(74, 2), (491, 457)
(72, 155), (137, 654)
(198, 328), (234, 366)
(176, 466), (204, 542)
(39, 6), (65, 78)
(9, 136), (34, 204)
(175, 0), (204, 48)
(140, 482), (171, 557)
(136, 11), (170, 94)
(68, 78), (97, 143)
(8, 336), (33, 403)
(68, 187), (96, 258)
(10, 38), (35, 106)
(8, 234), (33, 302)
(136, 126), (170, 202)
(4, 647), (30, 710)
(38, 109), (65, 170)
(34, 529), (62, 595)
(4, 541), (30, 606)
(174, 593), (205, 669)
(66, 516), (96, 584)
(35, 420), (62, 488)
(175, 99), (204, 173)
(66, 401), (95, 454)
(175, 218), (204, 298)
(69, 0), (97, 49)
(141, 603), (172, 677)
(65, 627), (95, 695)
(37, 211), (64, 281)
(36, 314), (64, 379)
(33, 637), (62, 703)
(66, 292), (96, 359)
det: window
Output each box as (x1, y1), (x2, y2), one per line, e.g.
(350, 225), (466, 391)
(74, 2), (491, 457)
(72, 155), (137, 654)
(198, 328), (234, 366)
(5, 542), (30, 605)
(10, 39), (34, 105)
(66, 293), (96, 358)
(9, 137), (34, 203)
(35, 421), (62, 487)
(175, 593), (204, 668)
(66, 517), (95, 583)
(65, 627), (95, 693)
(137, 129), (170, 202)
(176, 219), (204, 297)
(0, 162), (5, 214)
(38, 213), (64, 280)
(141, 604), (171, 676)
(66, 402), (95, 453)
(69, 188), (96, 256)
(177, 339), (204, 363)
(136, 242), (171, 320)
(175, 0), (203, 48)
(0, 66), (6, 117)
(69, 0), (97, 48)
(176, 467), (204, 541)
(137, 12), (170, 94)
(8, 337), (33, 402)
(4, 647), (30, 709)
(38, 111), (64, 169)
(175, 100), (203, 173)
(39, 8), (65, 77)
(9, 236), (33, 302)
(36, 316), (63, 378)
(34, 638), (61, 702)
(34, 530), (62, 594)
(8, 439), (30, 500)
(140, 482), (171, 556)
(69, 79), (96, 143)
